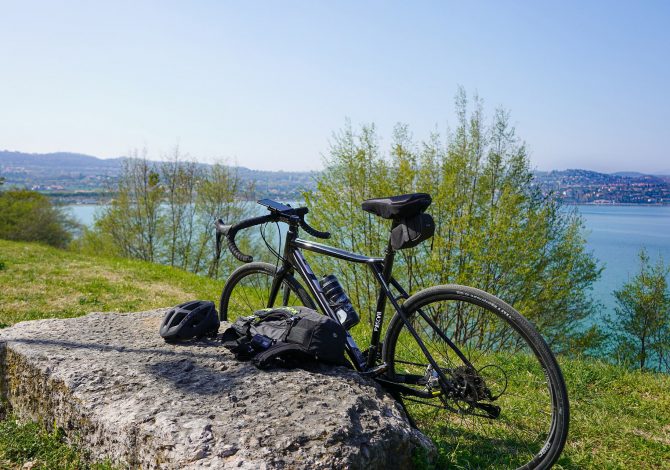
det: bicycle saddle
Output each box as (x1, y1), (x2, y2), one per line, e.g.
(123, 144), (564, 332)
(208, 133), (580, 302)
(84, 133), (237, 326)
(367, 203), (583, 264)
(361, 193), (432, 220)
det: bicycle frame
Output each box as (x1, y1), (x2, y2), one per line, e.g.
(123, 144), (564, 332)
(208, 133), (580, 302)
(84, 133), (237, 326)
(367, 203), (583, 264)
(218, 203), (569, 454)
(265, 222), (457, 387)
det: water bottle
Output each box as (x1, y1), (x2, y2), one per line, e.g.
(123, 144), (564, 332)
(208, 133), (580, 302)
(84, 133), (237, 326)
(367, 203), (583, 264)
(320, 274), (360, 330)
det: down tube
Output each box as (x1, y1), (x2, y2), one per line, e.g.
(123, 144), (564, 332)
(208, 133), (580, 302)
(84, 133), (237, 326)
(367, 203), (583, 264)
(290, 249), (367, 370)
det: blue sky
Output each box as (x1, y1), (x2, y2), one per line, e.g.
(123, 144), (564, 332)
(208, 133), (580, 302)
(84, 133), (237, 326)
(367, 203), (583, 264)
(1, 1), (668, 172)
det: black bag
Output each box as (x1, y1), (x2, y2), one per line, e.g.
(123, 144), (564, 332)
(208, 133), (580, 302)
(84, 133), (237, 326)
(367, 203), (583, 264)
(221, 306), (347, 369)
(390, 212), (435, 250)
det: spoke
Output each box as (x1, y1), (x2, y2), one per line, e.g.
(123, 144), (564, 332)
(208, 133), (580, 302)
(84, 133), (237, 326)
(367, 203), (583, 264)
(387, 295), (561, 468)
(394, 359), (428, 367)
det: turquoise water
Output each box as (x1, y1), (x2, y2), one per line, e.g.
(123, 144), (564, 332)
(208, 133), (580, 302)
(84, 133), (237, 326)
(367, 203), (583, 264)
(66, 204), (670, 322)
(578, 205), (670, 322)
(66, 204), (101, 227)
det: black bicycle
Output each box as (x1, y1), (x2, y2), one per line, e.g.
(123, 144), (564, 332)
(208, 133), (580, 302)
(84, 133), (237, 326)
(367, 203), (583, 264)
(215, 194), (569, 469)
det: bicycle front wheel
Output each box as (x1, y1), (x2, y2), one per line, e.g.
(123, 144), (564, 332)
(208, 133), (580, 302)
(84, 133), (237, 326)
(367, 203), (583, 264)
(219, 262), (316, 322)
(383, 285), (569, 469)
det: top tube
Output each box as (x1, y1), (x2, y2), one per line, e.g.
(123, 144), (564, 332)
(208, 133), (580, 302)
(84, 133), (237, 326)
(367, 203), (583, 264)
(292, 238), (384, 265)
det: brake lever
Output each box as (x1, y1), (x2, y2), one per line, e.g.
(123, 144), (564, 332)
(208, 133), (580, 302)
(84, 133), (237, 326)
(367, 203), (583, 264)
(214, 219), (232, 259)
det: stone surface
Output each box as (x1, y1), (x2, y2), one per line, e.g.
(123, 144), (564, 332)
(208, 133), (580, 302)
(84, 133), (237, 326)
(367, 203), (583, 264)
(0, 310), (432, 469)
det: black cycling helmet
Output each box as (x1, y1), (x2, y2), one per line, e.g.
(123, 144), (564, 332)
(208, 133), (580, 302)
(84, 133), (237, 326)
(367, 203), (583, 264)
(159, 300), (220, 343)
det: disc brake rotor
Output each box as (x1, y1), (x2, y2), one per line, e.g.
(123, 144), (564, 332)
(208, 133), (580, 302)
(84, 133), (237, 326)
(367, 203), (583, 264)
(422, 363), (508, 417)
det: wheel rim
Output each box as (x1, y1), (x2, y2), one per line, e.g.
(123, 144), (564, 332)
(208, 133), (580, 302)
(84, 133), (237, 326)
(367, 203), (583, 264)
(222, 269), (308, 322)
(388, 297), (559, 469)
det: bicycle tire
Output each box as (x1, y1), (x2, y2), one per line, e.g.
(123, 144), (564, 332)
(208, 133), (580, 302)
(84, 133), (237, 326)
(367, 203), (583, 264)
(382, 285), (569, 470)
(219, 261), (316, 322)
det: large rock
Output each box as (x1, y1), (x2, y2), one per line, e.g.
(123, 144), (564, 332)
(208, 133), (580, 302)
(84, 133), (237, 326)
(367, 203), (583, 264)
(0, 310), (432, 469)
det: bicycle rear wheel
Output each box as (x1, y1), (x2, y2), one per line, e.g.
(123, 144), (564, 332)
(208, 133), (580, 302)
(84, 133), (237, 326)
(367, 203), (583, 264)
(219, 261), (316, 322)
(383, 285), (569, 469)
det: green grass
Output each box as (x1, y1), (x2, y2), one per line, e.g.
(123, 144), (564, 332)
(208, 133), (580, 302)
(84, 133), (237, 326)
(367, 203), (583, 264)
(0, 418), (114, 470)
(0, 239), (222, 326)
(1, 239), (669, 469)
(0, 239), (225, 469)
(557, 357), (670, 469)
(406, 351), (670, 469)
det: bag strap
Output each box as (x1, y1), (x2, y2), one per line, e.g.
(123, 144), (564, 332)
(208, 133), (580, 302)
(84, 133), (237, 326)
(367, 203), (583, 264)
(252, 343), (310, 369)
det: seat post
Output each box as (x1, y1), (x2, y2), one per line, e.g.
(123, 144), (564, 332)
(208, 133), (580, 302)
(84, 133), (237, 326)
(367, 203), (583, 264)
(382, 238), (396, 281)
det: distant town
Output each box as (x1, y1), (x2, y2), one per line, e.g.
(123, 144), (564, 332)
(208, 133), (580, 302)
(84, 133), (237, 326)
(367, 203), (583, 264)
(534, 169), (670, 205)
(0, 150), (316, 203)
(1, 150), (669, 205)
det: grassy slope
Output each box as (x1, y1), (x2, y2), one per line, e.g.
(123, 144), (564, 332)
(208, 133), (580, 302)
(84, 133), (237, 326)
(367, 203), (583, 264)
(0, 240), (223, 469)
(0, 239), (222, 326)
(1, 239), (669, 469)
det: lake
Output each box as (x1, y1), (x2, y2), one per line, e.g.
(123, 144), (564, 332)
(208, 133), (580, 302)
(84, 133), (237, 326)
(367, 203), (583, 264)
(66, 203), (670, 324)
(578, 205), (670, 321)
(67, 204), (100, 227)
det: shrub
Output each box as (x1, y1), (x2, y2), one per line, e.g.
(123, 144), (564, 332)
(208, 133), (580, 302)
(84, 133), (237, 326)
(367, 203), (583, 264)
(0, 189), (78, 248)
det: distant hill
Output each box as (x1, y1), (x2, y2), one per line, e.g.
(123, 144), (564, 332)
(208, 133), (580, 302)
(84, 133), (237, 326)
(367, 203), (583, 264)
(610, 171), (646, 178)
(0, 150), (317, 201)
(3, 150), (669, 204)
(0, 150), (122, 174)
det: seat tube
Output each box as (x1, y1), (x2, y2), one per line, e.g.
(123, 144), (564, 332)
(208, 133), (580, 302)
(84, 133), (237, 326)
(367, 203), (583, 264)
(367, 242), (395, 368)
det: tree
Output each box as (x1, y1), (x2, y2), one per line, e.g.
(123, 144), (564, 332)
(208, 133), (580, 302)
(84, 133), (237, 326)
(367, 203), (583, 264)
(83, 148), (254, 277)
(160, 147), (201, 269)
(610, 249), (670, 372)
(0, 189), (78, 248)
(305, 89), (602, 352)
(157, 151), (256, 276)
(196, 163), (255, 277)
(94, 150), (164, 262)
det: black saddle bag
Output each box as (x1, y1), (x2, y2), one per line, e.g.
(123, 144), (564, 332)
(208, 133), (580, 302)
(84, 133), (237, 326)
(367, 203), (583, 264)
(390, 212), (435, 250)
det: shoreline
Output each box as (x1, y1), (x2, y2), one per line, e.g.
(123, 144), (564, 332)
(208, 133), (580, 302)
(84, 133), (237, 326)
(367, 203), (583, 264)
(60, 200), (670, 207)
(567, 202), (670, 207)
